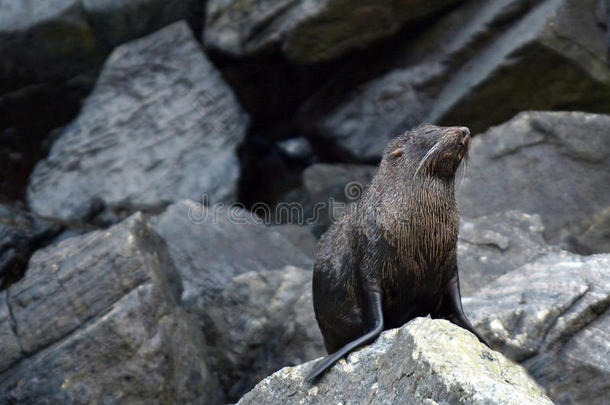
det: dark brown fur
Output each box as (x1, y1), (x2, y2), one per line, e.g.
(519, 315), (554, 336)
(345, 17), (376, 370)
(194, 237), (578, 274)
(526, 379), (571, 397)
(307, 125), (488, 382)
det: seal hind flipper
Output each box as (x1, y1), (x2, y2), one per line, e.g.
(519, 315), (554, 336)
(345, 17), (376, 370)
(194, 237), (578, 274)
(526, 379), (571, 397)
(305, 290), (384, 383)
(432, 269), (490, 347)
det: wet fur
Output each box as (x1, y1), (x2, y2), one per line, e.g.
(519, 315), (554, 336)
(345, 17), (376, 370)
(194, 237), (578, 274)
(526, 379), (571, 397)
(308, 125), (485, 381)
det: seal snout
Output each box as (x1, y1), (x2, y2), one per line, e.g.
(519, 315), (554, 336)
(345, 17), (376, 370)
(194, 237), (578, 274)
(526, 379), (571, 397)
(455, 126), (470, 147)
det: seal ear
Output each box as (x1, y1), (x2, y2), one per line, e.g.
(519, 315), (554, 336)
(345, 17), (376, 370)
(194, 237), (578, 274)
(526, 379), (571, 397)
(389, 147), (405, 159)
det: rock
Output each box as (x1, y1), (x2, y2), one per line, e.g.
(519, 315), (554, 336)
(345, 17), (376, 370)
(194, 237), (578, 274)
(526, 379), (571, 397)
(0, 203), (62, 289)
(0, 0), (199, 198)
(464, 252), (610, 405)
(205, 0), (462, 63)
(306, 0), (610, 160)
(457, 111), (610, 254)
(149, 200), (314, 322)
(276, 137), (313, 162)
(458, 210), (554, 296)
(275, 163), (377, 237)
(0, 0), (190, 95)
(0, 213), (224, 404)
(0, 291), (21, 372)
(270, 224), (318, 256)
(238, 318), (553, 405)
(27, 22), (249, 223)
(207, 266), (325, 401)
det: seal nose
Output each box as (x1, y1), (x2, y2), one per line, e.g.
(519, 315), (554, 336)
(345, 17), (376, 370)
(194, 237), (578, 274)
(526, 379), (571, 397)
(458, 127), (470, 137)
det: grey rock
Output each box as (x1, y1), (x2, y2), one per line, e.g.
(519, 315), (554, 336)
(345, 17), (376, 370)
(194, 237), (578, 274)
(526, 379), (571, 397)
(457, 111), (610, 253)
(27, 22), (249, 222)
(237, 318), (553, 405)
(464, 252), (610, 405)
(0, 203), (62, 289)
(0, 291), (21, 372)
(458, 210), (554, 295)
(309, 0), (610, 160)
(276, 163), (377, 236)
(0, 213), (224, 404)
(205, 0), (461, 63)
(149, 200), (313, 322)
(207, 266), (325, 401)
(276, 137), (313, 161)
(0, 0), (190, 96)
(270, 224), (318, 256)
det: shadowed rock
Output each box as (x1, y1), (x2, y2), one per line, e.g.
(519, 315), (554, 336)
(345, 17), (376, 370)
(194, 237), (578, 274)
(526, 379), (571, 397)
(207, 266), (325, 401)
(0, 213), (224, 404)
(305, 0), (610, 160)
(205, 0), (461, 63)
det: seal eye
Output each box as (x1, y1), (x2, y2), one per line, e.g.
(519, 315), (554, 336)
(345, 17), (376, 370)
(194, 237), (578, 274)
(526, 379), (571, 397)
(389, 147), (405, 159)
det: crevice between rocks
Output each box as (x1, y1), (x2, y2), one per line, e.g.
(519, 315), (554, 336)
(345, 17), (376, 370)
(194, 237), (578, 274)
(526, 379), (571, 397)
(5, 292), (25, 357)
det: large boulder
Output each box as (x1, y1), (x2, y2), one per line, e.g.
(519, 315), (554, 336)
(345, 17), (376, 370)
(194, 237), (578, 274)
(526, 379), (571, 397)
(458, 210), (554, 296)
(0, 0), (198, 198)
(238, 318), (553, 405)
(457, 111), (610, 254)
(0, 213), (224, 404)
(0, 203), (62, 289)
(206, 266), (325, 401)
(304, 0), (610, 160)
(464, 252), (610, 405)
(27, 22), (249, 223)
(204, 0), (462, 63)
(149, 200), (314, 322)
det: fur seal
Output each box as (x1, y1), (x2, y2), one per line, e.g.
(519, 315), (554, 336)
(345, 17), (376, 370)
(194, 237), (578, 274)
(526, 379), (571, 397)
(307, 125), (489, 382)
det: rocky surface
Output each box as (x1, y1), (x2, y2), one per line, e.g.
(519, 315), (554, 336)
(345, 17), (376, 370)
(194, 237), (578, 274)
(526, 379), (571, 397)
(0, 213), (224, 404)
(0, 0), (192, 96)
(0, 203), (62, 289)
(305, 0), (610, 160)
(458, 210), (554, 296)
(0, 0), (200, 199)
(149, 200), (314, 320)
(458, 111), (610, 254)
(205, 0), (461, 62)
(465, 252), (610, 405)
(275, 163), (377, 236)
(27, 21), (249, 223)
(207, 266), (324, 401)
(238, 318), (553, 405)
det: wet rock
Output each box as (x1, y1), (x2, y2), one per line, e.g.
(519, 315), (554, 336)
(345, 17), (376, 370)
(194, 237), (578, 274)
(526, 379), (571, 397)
(458, 210), (554, 296)
(0, 213), (224, 404)
(464, 252), (610, 405)
(238, 318), (553, 405)
(205, 0), (461, 63)
(457, 111), (610, 253)
(207, 266), (325, 401)
(149, 200), (314, 322)
(307, 0), (610, 160)
(0, 203), (62, 289)
(27, 22), (249, 222)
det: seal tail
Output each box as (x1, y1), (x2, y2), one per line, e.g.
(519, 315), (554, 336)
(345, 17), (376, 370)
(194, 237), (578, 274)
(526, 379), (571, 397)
(305, 291), (384, 384)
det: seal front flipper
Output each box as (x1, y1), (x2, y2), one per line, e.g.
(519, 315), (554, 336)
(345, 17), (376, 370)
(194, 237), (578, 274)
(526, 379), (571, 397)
(305, 289), (384, 383)
(432, 269), (490, 348)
